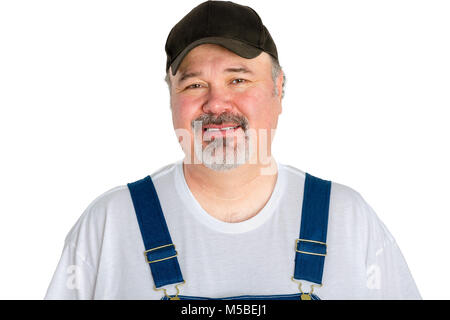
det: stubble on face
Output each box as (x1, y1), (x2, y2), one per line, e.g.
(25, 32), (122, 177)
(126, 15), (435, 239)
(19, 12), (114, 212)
(169, 45), (283, 173)
(192, 112), (251, 171)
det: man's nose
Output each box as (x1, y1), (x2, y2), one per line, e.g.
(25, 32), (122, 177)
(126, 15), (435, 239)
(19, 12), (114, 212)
(202, 86), (233, 115)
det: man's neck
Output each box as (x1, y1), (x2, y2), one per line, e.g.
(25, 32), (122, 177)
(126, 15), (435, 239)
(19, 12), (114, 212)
(182, 158), (279, 223)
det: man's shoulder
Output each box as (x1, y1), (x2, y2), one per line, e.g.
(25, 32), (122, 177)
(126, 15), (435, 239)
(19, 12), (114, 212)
(64, 162), (180, 244)
(127, 162), (179, 186)
(280, 163), (373, 218)
(280, 164), (362, 200)
(87, 162), (179, 210)
(82, 185), (130, 214)
(63, 185), (130, 244)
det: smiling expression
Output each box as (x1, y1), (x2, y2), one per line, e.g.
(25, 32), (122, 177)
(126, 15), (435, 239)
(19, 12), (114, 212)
(168, 44), (283, 169)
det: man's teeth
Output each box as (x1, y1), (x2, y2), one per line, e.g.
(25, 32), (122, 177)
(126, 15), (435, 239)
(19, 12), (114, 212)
(205, 126), (239, 132)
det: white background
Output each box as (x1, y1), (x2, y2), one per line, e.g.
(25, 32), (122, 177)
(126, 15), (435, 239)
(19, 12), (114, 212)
(0, 0), (448, 299)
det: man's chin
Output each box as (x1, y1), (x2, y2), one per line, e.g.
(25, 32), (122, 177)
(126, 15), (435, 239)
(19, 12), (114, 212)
(196, 146), (249, 171)
(202, 151), (248, 171)
(202, 161), (243, 172)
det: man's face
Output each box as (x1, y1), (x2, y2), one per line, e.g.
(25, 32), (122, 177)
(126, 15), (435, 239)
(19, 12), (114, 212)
(169, 44), (283, 171)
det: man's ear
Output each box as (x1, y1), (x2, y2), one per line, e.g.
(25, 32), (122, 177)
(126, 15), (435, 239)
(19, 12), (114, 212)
(276, 70), (284, 107)
(167, 67), (175, 94)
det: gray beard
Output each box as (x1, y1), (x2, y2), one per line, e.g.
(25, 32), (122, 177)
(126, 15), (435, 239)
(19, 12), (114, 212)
(195, 132), (250, 172)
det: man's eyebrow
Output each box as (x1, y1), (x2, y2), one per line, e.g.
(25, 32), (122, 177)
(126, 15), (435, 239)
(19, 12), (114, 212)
(224, 66), (254, 74)
(177, 66), (253, 83)
(178, 71), (202, 83)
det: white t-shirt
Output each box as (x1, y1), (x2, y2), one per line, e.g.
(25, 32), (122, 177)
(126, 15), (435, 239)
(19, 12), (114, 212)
(44, 160), (421, 300)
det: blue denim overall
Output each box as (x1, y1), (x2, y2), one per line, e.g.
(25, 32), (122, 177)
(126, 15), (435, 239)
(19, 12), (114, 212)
(128, 172), (331, 300)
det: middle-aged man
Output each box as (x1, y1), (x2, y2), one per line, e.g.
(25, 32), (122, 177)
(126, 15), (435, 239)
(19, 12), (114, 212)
(45, 1), (421, 300)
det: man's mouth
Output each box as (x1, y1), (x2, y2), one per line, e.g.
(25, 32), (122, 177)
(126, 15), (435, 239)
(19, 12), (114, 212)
(203, 124), (241, 132)
(202, 124), (243, 139)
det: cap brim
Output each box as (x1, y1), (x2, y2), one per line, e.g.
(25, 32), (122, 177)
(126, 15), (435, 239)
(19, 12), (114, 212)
(170, 37), (262, 76)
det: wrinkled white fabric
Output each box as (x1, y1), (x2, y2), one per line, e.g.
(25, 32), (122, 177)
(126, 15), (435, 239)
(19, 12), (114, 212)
(45, 160), (421, 300)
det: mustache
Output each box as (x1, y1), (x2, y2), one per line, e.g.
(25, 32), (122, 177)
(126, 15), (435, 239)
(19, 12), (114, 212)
(191, 113), (249, 131)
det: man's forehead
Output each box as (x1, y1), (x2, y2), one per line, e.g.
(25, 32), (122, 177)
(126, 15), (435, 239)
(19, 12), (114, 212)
(177, 66), (254, 84)
(174, 44), (269, 78)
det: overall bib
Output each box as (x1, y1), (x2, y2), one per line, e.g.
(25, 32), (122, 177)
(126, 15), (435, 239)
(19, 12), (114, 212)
(127, 172), (331, 300)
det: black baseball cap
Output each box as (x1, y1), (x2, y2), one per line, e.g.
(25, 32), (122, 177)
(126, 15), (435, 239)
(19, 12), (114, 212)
(165, 0), (278, 76)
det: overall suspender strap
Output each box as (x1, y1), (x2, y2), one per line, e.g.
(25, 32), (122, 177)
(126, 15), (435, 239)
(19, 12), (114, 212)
(127, 176), (184, 288)
(294, 173), (332, 285)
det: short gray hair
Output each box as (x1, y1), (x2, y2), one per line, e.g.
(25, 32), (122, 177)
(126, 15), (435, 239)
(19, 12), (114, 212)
(164, 55), (286, 99)
(270, 55), (286, 99)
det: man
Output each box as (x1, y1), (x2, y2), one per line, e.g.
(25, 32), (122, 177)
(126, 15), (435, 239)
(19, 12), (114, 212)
(45, 1), (421, 300)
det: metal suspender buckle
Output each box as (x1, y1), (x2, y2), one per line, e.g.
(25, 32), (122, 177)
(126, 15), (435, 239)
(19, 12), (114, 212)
(144, 243), (178, 264)
(295, 239), (327, 257)
(291, 277), (323, 300)
(154, 281), (186, 300)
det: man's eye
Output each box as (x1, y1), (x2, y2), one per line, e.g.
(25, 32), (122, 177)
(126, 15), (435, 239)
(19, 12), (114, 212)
(186, 84), (202, 89)
(231, 79), (246, 84)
